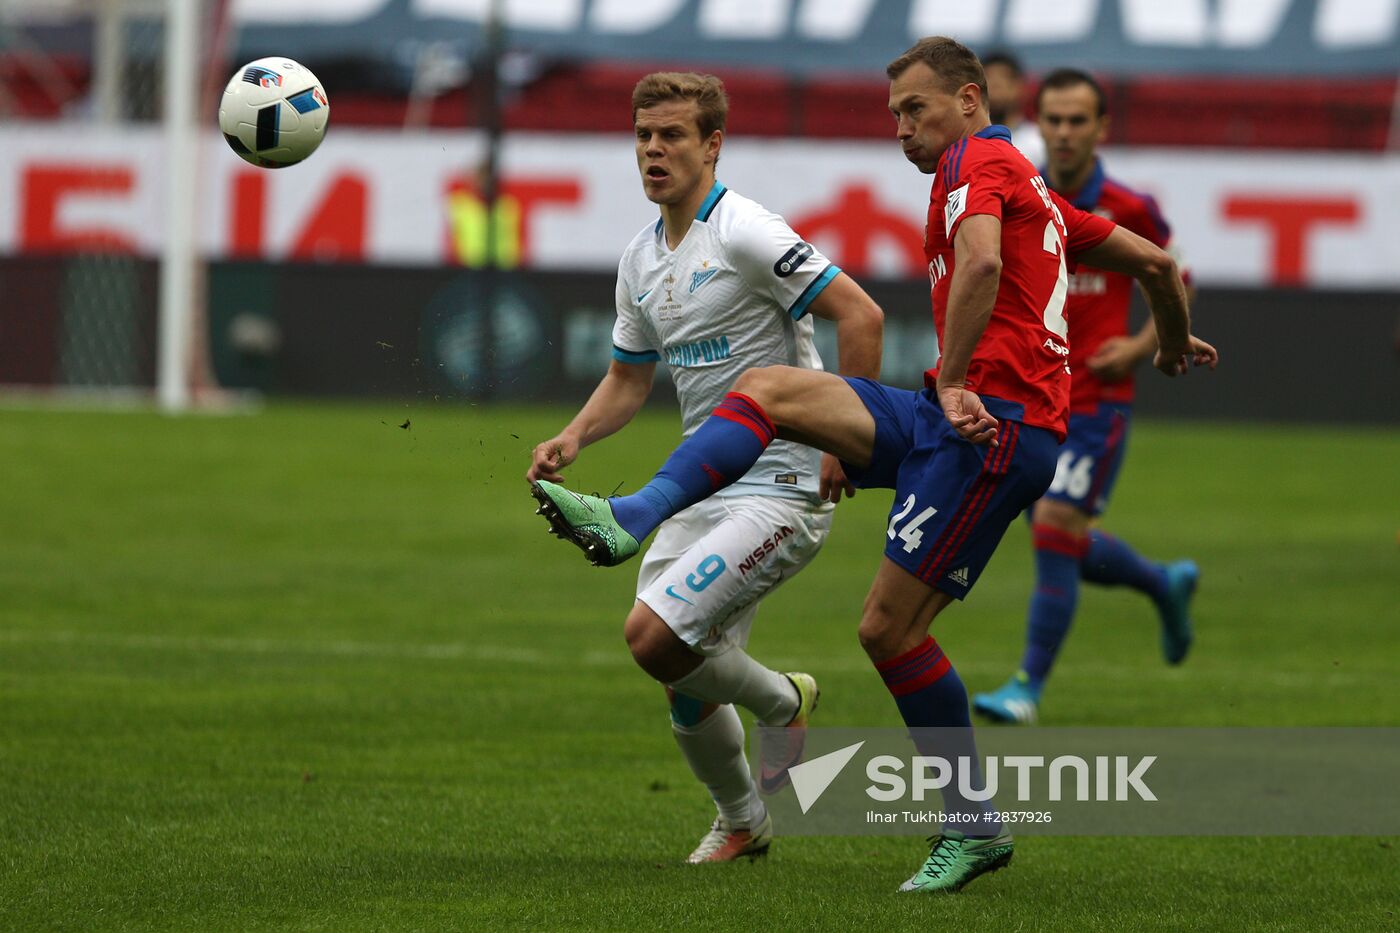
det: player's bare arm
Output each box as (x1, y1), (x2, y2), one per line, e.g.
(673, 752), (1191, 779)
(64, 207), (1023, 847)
(1078, 227), (1218, 377)
(1091, 262), (1202, 381)
(526, 359), (655, 483)
(938, 212), (1003, 446)
(1087, 317), (1158, 382)
(1088, 251), (1201, 381)
(806, 272), (884, 379)
(805, 272), (885, 501)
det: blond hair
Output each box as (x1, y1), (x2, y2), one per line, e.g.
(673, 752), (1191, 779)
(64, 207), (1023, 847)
(631, 72), (729, 139)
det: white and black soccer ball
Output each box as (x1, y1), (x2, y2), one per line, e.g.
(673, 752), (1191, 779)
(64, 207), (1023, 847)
(219, 57), (329, 168)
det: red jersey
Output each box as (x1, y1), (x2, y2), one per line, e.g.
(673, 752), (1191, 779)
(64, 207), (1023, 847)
(925, 125), (1114, 440)
(1052, 158), (1178, 412)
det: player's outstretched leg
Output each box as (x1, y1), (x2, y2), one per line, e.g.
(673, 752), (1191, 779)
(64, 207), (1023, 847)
(529, 392), (776, 567)
(897, 830), (1015, 894)
(1081, 530), (1198, 665)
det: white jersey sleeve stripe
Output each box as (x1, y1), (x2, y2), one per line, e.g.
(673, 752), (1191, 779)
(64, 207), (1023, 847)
(787, 264), (841, 320)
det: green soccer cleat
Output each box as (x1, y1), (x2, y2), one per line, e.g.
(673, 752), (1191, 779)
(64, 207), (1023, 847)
(973, 671), (1040, 725)
(1156, 559), (1199, 665)
(758, 672), (819, 794)
(897, 830), (1015, 894)
(530, 480), (640, 567)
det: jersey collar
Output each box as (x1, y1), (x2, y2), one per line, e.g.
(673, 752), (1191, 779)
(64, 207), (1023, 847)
(697, 180), (727, 222)
(654, 180), (727, 239)
(973, 124), (1013, 143)
(1044, 157), (1106, 212)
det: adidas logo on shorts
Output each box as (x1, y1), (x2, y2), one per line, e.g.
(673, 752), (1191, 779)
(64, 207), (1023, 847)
(947, 566), (970, 586)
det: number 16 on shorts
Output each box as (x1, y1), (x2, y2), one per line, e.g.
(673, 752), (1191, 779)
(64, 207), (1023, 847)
(888, 494), (938, 553)
(1049, 451), (1095, 500)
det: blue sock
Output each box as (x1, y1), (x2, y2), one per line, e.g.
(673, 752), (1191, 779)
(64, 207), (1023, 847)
(1081, 530), (1167, 601)
(876, 637), (1001, 836)
(609, 392), (775, 541)
(1018, 525), (1087, 688)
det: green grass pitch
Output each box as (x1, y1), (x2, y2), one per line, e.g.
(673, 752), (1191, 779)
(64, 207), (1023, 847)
(1, 403), (1396, 931)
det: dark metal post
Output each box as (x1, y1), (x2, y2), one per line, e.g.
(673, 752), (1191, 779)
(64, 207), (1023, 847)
(474, 0), (505, 400)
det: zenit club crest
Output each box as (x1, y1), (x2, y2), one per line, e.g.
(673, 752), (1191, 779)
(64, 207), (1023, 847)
(690, 267), (719, 293)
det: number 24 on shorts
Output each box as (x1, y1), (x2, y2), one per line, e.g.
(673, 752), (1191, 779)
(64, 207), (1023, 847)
(887, 495), (938, 553)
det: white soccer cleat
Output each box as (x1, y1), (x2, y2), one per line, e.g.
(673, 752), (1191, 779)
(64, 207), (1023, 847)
(686, 808), (773, 863)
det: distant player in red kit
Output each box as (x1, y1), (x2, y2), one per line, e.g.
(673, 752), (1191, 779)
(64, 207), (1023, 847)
(975, 68), (1203, 726)
(531, 38), (1217, 893)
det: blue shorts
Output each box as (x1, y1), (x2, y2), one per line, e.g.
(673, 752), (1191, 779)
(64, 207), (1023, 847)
(1043, 403), (1131, 517)
(840, 378), (1059, 599)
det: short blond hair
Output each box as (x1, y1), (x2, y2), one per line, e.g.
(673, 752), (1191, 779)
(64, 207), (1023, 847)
(631, 72), (728, 139)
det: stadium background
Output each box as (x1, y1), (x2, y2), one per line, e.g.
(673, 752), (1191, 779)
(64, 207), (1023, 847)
(3, 0), (1398, 419)
(2, 2), (1397, 929)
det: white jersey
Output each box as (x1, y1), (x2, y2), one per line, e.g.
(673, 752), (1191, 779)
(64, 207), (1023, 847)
(612, 182), (840, 504)
(1009, 120), (1046, 167)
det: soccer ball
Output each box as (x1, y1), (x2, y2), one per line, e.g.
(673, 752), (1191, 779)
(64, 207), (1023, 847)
(219, 57), (329, 168)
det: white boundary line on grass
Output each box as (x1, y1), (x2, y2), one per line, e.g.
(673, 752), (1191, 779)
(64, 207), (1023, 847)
(0, 627), (1386, 689)
(0, 628), (544, 664)
(0, 386), (262, 414)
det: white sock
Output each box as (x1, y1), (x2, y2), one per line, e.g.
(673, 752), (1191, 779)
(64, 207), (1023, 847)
(671, 703), (755, 827)
(669, 647), (799, 726)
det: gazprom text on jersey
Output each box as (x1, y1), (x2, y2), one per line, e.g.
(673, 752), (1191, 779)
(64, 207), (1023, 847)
(667, 336), (732, 367)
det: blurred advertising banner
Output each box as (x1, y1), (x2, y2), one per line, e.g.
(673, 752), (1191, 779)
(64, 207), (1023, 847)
(4, 256), (1397, 421)
(220, 0), (1400, 76)
(3, 126), (1400, 289)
